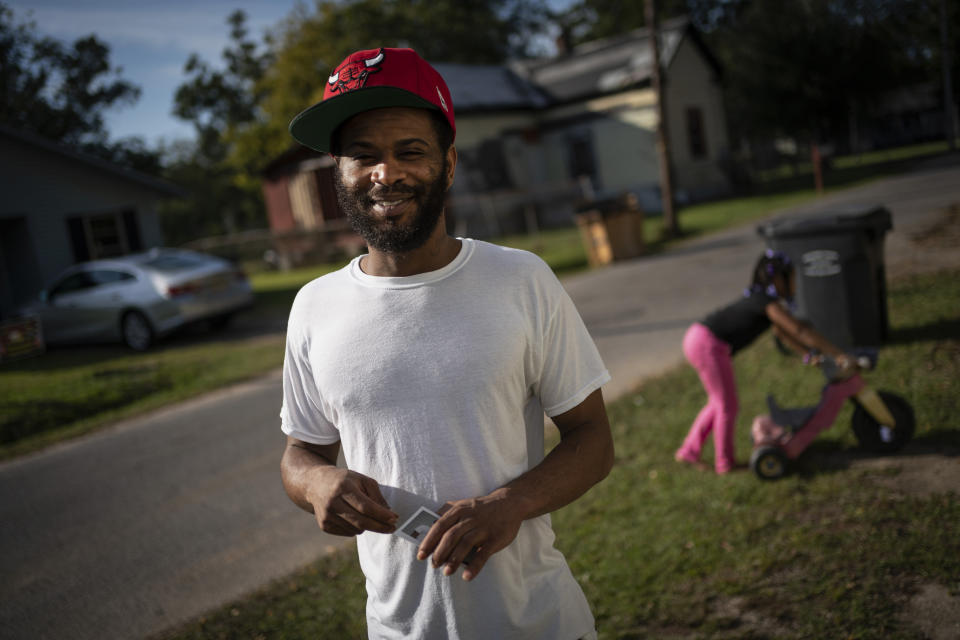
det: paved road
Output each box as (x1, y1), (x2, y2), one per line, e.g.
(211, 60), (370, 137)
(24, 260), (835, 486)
(2, 158), (958, 639)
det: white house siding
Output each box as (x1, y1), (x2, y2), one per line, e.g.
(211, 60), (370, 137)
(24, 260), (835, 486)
(664, 36), (730, 199)
(453, 112), (538, 150)
(533, 88), (663, 211)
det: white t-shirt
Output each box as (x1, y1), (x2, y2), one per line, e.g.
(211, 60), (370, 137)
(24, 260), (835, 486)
(281, 238), (610, 640)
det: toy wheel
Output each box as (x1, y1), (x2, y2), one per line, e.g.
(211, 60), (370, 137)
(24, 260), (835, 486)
(750, 446), (788, 480)
(851, 391), (915, 453)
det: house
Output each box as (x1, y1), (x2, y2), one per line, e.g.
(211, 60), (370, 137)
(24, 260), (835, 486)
(490, 16), (730, 219)
(261, 17), (731, 249)
(0, 126), (182, 320)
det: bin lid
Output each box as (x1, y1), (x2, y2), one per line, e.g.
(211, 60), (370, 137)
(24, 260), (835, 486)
(757, 205), (892, 239)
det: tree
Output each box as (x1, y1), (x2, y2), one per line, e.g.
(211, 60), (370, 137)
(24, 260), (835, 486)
(0, 2), (157, 172)
(550, 0), (695, 45)
(714, 0), (955, 163)
(166, 10), (274, 241)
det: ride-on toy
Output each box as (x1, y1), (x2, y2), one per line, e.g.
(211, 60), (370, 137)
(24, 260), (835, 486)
(749, 350), (915, 480)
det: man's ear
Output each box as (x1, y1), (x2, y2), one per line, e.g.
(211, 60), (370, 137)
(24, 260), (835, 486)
(444, 145), (457, 191)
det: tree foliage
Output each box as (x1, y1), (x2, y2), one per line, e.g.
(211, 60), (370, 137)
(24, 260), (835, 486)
(707, 0), (946, 145)
(162, 10), (275, 244)
(555, 0), (956, 151)
(0, 2), (159, 173)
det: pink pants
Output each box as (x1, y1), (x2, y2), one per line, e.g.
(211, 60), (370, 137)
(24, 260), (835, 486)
(677, 323), (738, 473)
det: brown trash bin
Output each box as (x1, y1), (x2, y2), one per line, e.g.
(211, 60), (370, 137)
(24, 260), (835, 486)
(575, 193), (645, 267)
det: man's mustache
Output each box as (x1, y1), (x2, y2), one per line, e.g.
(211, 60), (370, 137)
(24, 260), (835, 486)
(364, 184), (420, 199)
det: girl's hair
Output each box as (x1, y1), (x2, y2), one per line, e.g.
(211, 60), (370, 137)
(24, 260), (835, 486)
(746, 249), (794, 298)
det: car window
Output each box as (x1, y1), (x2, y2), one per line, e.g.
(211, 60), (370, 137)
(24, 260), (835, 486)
(141, 254), (208, 272)
(90, 270), (136, 285)
(50, 272), (96, 296)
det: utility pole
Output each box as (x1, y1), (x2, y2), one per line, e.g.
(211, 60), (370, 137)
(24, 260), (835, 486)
(646, 0), (679, 238)
(942, 0), (956, 151)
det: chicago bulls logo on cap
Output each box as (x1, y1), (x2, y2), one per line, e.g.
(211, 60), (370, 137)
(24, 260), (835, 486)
(327, 48), (385, 94)
(290, 47), (456, 153)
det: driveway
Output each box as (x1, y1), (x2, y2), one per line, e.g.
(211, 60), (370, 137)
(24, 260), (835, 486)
(2, 157), (959, 639)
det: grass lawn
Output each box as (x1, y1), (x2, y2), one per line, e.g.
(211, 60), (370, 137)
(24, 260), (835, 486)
(155, 268), (959, 640)
(0, 335), (285, 460)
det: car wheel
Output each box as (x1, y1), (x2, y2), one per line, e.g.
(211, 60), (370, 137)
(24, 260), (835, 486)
(851, 391), (915, 453)
(121, 310), (154, 351)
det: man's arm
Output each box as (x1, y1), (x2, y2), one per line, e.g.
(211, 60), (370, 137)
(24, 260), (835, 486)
(281, 436), (399, 536)
(416, 388), (614, 581)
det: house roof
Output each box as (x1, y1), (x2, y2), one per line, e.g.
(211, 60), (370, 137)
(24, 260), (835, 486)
(0, 125), (184, 197)
(512, 17), (718, 104)
(433, 63), (551, 113)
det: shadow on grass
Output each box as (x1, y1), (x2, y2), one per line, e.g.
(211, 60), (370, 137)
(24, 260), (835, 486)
(784, 431), (960, 479)
(887, 318), (960, 346)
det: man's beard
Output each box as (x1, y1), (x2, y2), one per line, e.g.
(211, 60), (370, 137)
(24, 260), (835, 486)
(334, 159), (449, 254)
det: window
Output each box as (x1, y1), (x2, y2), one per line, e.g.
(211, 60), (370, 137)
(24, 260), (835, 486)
(66, 209), (142, 263)
(89, 270), (136, 285)
(288, 171), (321, 230)
(566, 131), (598, 187)
(141, 254), (205, 272)
(51, 272), (96, 297)
(88, 214), (125, 257)
(685, 107), (707, 159)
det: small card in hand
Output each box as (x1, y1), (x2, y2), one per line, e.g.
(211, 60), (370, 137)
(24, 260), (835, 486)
(396, 506), (440, 545)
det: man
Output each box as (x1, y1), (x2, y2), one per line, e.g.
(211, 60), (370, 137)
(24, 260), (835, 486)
(280, 47), (614, 640)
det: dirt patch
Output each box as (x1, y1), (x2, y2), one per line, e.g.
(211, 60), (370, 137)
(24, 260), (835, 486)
(709, 595), (784, 639)
(859, 451), (960, 498)
(901, 582), (960, 640)
(886, 203), (960, 280)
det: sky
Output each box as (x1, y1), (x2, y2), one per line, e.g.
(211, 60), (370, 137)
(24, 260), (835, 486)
(5, 0), (306, 146)
(7, 0), (572, 149)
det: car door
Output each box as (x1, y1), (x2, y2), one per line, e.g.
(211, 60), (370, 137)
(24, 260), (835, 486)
(41, 271), (100, 342)
(75, 269), (142, 340)
(43, 269), (139, 343)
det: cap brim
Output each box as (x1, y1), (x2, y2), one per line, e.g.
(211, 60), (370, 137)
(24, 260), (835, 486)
(289, 87), (440, 153)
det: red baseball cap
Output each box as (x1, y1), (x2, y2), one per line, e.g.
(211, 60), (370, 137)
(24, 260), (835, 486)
(289, 47), (456, 153)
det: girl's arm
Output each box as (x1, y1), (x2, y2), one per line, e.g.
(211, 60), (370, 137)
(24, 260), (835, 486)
(765, 301), (852, 367)
(771, 323), (808, 356)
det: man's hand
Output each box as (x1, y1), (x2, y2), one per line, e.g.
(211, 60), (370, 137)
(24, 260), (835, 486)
(415, 489), (527, 581)
(306, 466), (399, 536)
(281, 437), (398, 537)
(415, 388), (612, 582)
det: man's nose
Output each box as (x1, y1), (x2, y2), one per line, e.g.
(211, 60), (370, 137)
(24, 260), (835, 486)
(371, 158), (406, 185)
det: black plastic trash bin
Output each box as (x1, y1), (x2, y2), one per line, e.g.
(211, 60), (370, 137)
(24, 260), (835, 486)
(757, 205), (892, 349)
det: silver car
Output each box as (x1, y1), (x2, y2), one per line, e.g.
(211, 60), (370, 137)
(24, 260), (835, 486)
(20, 248), (254, 351)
